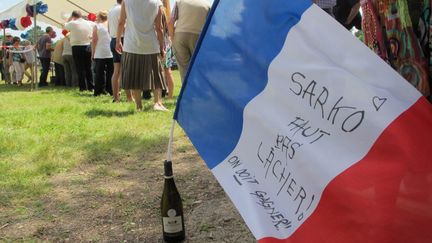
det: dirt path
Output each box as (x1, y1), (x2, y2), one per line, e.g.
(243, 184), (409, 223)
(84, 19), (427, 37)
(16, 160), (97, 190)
(0, 136), (254, 242)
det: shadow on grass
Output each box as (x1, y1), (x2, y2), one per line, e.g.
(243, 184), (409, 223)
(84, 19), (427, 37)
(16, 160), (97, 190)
(0, 132), (168, 208)
(85, 109), (135, 118)
(71, 91), (100, 97)
(0, 83), (78, 93)
(83, 132), (169, 165)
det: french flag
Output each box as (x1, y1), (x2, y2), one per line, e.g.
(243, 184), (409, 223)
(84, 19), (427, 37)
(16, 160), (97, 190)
(174, 0), (432, 242)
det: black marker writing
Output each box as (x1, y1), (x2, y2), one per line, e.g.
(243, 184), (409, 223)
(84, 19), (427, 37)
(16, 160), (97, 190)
(289, 72), (366, 133)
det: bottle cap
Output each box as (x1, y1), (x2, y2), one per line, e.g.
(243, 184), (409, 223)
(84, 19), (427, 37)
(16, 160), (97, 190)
(164, 160), (173, 177)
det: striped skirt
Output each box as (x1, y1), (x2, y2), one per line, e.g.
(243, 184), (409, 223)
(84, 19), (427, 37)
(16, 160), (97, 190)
(121, 52), (167, 91)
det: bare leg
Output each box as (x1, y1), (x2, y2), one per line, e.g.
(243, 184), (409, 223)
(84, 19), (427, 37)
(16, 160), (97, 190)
(153, 88), (168, 111)
(153, 88), (161, 105)
(164, 67), (174, 99)
(126, 89), (134, 102)
(132, 89), (143, 111)
(112, 63), (121, 102)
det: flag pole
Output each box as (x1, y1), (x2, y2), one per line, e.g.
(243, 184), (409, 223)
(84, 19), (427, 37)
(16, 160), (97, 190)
(40, 14), (63, 27)
(166, 120), (176, 162)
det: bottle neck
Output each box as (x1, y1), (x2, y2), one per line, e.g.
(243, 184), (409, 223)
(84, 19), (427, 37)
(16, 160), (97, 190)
(164, 160), (174, 177)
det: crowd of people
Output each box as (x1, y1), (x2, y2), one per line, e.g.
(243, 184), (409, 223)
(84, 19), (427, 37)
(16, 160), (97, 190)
(0, 34), (36, 86)
(0, 0), (212, 111)
(0, 0), (430, 107)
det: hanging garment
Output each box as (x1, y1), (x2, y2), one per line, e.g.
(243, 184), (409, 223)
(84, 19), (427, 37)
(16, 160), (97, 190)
(361, 0), (431, 96)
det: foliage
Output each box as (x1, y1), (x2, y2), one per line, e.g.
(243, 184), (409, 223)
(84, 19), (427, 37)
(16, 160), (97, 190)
(355, 29), (364, 43)
(22, 25), (45, 44)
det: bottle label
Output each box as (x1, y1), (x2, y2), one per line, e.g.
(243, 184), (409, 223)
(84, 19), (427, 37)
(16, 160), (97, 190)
(163, 209), (183, 233)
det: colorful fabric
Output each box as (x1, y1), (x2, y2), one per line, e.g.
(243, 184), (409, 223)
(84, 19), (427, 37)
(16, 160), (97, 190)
(11, 47), (23, 63)
(418, 0), (432, 98)
(162, 10), (172, 69)
(164, 47), (174, 69)
(361, 0), (431, 96)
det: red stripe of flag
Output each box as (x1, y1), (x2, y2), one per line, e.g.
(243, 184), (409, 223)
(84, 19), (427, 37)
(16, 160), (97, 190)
(259, 98), (432, 243)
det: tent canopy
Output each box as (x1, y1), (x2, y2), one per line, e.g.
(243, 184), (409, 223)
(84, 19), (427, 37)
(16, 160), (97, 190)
(38, 0), (116, 27)
(1, 0), (173, 28)
(0, 0), (31, 21)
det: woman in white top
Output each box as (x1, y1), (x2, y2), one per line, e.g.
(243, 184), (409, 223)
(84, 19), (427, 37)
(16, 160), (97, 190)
(62, 32), (78, 87)
(92, 11), (114, 96)
(23, 40), (35, 84)
(116, 0), (167, 111)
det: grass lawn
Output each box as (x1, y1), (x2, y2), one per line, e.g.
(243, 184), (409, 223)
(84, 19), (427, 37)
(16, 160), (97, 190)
(0, 71), (182, 213)
(0, 70), (253, 241)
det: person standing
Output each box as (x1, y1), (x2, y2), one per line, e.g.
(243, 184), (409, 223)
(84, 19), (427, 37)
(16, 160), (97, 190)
(52, 38), (66, 86)
(9, 37), (25, 86)
(108, 0), (133, 102)
(92, 11), (114, 96)
(162, 5), (175, 99)
(62, 31), (78, 87)
(169, 0), (211, 82)
(3, 34), (14, 84)
(65, 10), (95, 91)
(0, 39), (4, 82)
(23, 40), (36, 84)
(116, 0), (168, 111)
(36, 27), (56, 87)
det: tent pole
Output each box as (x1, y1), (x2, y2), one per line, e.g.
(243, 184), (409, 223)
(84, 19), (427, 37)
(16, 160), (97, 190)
(33, 4), (38, 91)
(41, 14), (63, 27)
(66, 0), (90, 14)
(2, 28), (5, 84)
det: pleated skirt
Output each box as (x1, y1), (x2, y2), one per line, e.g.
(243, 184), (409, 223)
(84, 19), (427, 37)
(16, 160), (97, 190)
(121, 52), (167, 90)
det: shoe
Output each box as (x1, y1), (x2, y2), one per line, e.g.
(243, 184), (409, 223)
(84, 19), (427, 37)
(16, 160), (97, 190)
(153, 103), (168, 111)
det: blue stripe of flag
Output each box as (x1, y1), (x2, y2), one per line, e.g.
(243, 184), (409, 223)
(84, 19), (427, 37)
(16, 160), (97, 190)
(175, 0), (312, 169)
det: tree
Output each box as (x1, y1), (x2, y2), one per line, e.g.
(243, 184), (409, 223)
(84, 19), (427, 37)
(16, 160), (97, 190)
(23, 26), (45, 44)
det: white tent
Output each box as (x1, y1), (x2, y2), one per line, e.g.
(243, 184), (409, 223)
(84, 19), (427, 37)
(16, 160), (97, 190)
(38, 0), (116, 27)
(0, 0), (29, 21)
(0, 0), (38, 89)
(0, 0), (120, 28)
(39, 0), (172, 28)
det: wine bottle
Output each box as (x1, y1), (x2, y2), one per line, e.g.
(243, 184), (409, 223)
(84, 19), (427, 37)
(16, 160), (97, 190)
(161, 160), (185, 242)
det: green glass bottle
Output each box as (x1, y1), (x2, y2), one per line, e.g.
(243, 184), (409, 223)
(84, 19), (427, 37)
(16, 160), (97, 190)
(161, 160), (185, 242)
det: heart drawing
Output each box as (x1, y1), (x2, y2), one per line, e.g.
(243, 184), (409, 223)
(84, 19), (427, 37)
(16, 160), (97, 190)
(373, 96), (387, 111)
